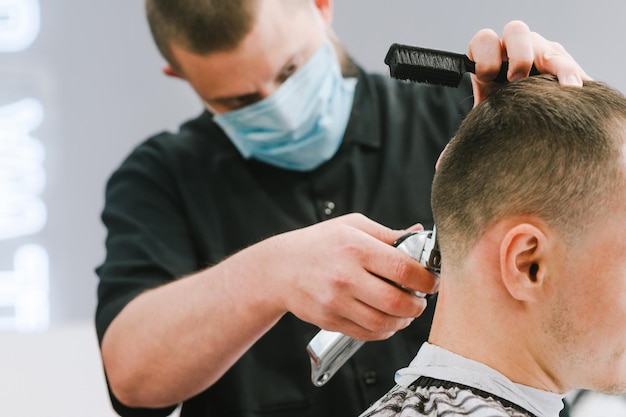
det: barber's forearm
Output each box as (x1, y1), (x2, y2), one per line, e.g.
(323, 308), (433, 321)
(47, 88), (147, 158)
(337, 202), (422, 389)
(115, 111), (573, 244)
(100, 245), (286, 408)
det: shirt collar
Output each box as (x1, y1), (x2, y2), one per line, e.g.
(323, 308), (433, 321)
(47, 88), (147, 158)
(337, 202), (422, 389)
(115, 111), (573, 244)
(395, 342), (565, 417)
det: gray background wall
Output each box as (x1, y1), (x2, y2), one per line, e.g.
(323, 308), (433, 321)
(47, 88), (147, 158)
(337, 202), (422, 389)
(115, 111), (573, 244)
(1, 1), (625, 416)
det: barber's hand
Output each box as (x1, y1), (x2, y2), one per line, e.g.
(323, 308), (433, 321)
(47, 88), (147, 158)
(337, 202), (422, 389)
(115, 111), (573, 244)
(468, 20), (592, 104)
(267, 213), (438, 341)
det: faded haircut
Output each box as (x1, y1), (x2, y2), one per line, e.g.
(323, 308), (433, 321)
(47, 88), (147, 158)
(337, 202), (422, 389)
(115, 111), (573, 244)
(432, 75), (626, 264)
(145, 0), (257, 69)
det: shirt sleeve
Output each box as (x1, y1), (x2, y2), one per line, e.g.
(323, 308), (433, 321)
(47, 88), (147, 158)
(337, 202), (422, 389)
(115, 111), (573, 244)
(95, 135), (199, 342)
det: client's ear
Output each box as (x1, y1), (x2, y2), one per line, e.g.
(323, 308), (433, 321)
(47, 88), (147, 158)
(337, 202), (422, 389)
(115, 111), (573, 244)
(499, 222), (549, 302)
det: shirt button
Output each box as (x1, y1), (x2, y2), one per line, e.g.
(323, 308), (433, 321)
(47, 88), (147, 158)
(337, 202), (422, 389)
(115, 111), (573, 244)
(363, 371), (377, 385)
(323, 201), (335, 216)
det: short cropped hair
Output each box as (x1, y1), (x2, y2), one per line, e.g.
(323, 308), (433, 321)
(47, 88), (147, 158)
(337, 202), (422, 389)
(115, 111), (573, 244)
(145, 0), (257, 68)
(145, 0), (310, 69)
(432, 75), (626, 264)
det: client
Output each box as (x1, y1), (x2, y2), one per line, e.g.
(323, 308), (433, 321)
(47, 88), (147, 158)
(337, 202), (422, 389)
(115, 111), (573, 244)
(359, 75), (626, 417)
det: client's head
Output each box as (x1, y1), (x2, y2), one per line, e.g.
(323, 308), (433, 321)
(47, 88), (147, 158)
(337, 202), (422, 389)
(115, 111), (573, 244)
(430, 75), (626, 394)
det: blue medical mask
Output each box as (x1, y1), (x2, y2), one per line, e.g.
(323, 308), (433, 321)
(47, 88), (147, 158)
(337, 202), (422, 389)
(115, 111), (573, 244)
(213, 42), (357, 171)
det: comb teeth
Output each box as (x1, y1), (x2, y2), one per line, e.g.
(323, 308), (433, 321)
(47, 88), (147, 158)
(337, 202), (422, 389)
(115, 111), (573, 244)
(385, 43), (471, 87)
(389, 62), (463, 87)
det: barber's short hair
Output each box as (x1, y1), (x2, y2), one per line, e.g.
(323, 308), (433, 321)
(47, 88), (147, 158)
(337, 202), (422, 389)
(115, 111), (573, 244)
(145, 0), (257, 69)
(145, 0), (311, 69)
(432, 75), (626, 263)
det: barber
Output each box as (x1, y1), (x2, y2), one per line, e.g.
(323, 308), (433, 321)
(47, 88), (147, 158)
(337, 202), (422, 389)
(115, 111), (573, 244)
(95, 1), (589, 416)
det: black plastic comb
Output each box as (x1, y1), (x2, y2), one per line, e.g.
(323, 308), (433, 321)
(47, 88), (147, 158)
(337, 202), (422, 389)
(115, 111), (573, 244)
(384, 43), (540, 87)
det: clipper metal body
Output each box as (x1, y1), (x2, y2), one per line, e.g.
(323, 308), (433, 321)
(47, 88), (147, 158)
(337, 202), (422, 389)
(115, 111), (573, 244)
(306, 228), (441, 386)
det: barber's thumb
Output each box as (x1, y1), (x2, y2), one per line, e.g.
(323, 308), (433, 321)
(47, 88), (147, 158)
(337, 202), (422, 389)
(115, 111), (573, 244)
(385, 223), (425, 245)
(404, 223), (425, 233)
(358, 215), (423, 245)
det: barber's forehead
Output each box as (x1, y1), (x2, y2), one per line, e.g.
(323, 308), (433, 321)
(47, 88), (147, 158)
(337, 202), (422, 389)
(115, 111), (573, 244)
(170, 0), (324, 108)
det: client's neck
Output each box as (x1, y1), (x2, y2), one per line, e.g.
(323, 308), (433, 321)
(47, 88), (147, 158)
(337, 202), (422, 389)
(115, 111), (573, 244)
(428, 268), (563, 394)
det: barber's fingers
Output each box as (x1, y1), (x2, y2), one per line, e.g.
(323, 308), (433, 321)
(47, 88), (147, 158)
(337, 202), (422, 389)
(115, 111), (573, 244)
(314, 260), (431, 340)
(330, 214), (438, 294)
(363, 236), (440, 294)
(468, 27), (507, 85)
(502, 21), (591, 85)
(328, 214), (438, 294)
(468, 20), (592, 104)
(500, 20), (535, 82)
(339, 248), (437, 339)
(468, 27), (506, 104)
(269, 214), (437, 340)
(329, 294), (427, 341)
(334, 212), (424, 246)
(528, 31), (592, 86)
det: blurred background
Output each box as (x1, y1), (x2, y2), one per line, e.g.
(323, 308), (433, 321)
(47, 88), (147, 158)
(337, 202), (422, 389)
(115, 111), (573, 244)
(1, 1), (624, 415)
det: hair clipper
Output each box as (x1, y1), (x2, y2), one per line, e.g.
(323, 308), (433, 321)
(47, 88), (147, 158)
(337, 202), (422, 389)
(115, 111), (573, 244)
(306, 228), (441, 387)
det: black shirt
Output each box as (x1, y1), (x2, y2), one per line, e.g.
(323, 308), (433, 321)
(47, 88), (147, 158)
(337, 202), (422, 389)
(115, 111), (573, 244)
(96, 68), (473, 417)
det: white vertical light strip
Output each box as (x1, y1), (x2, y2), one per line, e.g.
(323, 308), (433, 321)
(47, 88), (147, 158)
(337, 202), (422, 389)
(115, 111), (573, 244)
(0, 245), (49, 331)
(0, 99), (47, 240)
(0, 99), (48, 332)
(0, 0), (47, 332)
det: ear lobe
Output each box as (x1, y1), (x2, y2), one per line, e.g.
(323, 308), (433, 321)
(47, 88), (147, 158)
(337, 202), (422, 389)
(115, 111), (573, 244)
(500, 223), (548, 302)
(162, 65), (183, 79)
